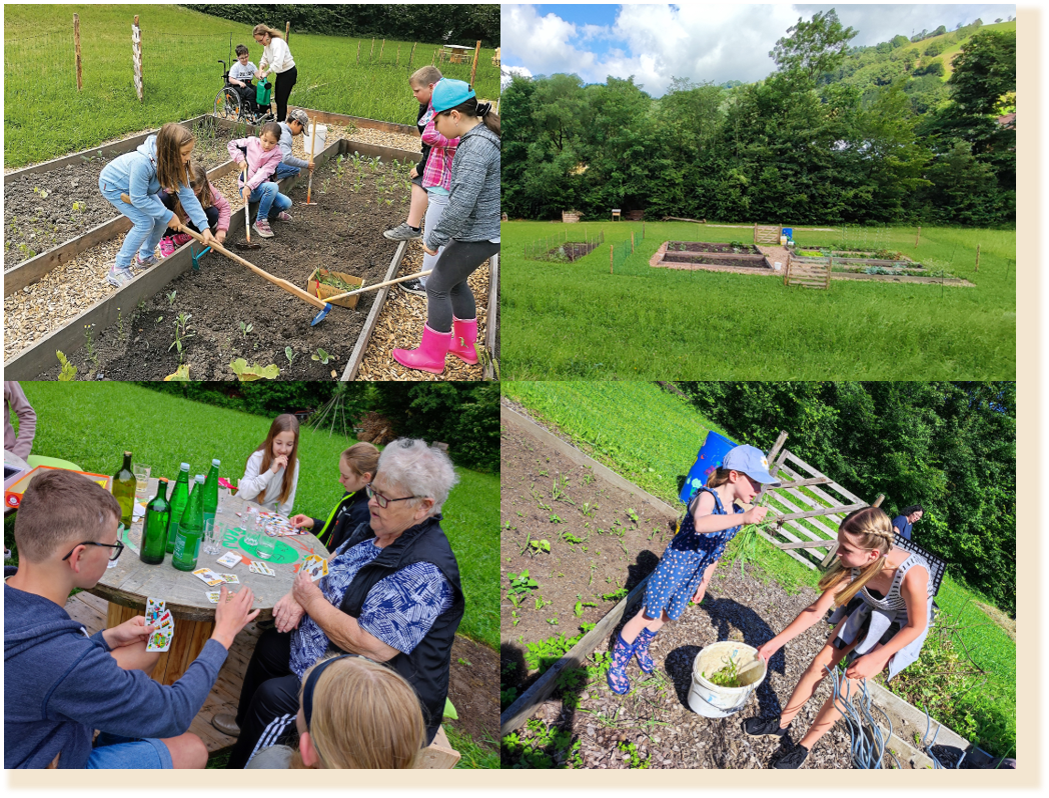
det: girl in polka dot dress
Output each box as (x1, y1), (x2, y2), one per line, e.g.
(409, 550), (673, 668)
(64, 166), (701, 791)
(607, 444), (779, 694)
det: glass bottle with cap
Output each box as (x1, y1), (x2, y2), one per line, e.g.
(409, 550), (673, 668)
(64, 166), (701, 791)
(166, 463), (191, 554)
(172, 475), (205, 571)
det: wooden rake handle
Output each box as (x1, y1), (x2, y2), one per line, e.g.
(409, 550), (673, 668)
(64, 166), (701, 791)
(325, 269), (433, 302)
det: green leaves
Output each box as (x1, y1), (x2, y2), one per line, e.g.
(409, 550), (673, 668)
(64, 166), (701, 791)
(229, 359), (280, 381)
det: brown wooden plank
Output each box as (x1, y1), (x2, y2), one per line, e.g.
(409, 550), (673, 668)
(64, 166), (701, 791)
(342, 238), (408, 380)
(293, 106), (419, 137)
(776, 501), (867, 523)
(484, 253), (499, 378)
(779, 456), (864, 504)
(754, 527), (818, 571)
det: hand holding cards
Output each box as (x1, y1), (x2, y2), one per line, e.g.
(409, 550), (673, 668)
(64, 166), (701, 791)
(302, 554), (328, 582)
(145, 598), (174, 653)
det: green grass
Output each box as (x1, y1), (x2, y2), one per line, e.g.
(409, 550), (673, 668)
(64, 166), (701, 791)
(4, 4), (499, 167)
(4, 382), (498, 649)
(501, 221), (1015, 379)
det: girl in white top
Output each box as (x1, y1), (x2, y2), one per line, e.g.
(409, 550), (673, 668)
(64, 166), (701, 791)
(239, 413), (301, 516)
(253, 24), (298, 125)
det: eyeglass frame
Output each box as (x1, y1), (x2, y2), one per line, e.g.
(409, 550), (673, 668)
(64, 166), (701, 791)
(365, 484), (425, 509)
(61, 539), (125, 562)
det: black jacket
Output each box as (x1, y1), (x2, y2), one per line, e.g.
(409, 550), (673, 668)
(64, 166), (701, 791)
(311, 490), (370, 553)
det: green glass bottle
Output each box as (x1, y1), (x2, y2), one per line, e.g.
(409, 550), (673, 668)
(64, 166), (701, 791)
(140, 478), (170, 565)
(166, 463), (191, 554)
(203, 459), (220, 530)
(172, 475), (205, 572)
(111, 451), (136, 531)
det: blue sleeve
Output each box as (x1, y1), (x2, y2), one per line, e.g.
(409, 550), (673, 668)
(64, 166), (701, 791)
(127, 156), (173, 223)
(46, 638), (228, 739)
(357, 563), (453, 654)
(176, 182), (210, 232)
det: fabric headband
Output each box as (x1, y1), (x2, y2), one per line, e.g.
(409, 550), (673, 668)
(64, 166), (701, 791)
(302, 654), (355, 728)
(476, 102), (492, 118)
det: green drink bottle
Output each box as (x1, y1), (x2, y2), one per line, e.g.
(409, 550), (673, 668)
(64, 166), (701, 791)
(203, 459), (220, 530)
(111, 451), (136, 531)
(172, 475), (205, 571)
(140, 478), (170, 565)
(166, 463), (191, 554)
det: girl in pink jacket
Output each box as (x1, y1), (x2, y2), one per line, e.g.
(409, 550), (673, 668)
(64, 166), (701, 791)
(227, 122), (292, 238)
(159, 163), (233, 256)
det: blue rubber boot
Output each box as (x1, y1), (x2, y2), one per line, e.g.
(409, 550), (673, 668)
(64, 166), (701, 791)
(606, 632), (636, 694)
(633, 627), (658, 673)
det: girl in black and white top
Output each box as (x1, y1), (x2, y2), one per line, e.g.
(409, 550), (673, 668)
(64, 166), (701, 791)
(253, 24), (297, 124)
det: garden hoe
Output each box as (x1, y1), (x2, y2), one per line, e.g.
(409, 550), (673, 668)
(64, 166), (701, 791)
(304, 118), (318, 206)
(324, 269), (433, 303)
(235, 165), (261, 251)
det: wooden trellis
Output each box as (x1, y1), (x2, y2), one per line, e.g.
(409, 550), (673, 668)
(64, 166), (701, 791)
(755, 432), (883, 571)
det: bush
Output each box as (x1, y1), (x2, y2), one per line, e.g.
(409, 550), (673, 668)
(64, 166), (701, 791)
(134, 381), (340, 417)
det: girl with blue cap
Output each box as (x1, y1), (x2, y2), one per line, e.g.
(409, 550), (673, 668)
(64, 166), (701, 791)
(392, 79), (500, 374)
(607, 444), (779, 695)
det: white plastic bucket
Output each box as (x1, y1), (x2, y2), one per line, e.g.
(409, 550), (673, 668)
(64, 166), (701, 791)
(773, 262), (782, 271)
(780, 235), (787, 245)
(307, 123), (328, 157)
(687, 641), (766, 718)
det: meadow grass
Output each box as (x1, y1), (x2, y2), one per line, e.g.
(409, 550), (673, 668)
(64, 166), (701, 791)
(501, 221), (1016, 380)
(4, 382), (498, 649)
(4, 4), (499, 167)
(507, 381), (1016, 756)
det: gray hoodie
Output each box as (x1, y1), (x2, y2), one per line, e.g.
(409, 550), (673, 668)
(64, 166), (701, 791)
(4, 566), (227, 768)
(425, 124), (501, 249)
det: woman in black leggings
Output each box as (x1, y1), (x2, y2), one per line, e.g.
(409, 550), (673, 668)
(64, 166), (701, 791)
(393, 80), (501, 375)
(253, 24), (297, 123)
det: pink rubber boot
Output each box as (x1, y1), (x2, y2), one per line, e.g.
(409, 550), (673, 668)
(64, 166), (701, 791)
(392, 325), (451, 375)
(449, 317), (479, 364)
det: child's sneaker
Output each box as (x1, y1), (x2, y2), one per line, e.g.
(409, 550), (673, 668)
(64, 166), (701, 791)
(106, 265), (134, 288)
(159, 237), (177, 258)
(275, 211), (293, 222)
(253, 219), (274, 238)
(742, 716), (790, 739)
(133, 252), (160, 272)
(771, 742), (809, 769)
(399, 278), (427, 297)
(383, 222), (422, 241)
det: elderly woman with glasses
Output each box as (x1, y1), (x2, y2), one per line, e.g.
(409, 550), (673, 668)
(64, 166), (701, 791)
(217, 439), (465, 769)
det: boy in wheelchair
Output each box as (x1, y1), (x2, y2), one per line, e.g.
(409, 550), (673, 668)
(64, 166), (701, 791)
(228, 44), (265, 117)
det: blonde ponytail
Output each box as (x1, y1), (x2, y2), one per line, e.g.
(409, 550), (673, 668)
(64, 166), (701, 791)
(818, 506), (895, 607)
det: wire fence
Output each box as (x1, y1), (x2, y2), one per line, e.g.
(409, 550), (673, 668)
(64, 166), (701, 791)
(609, 225), (647, 275)
(523, 229), (605, 262)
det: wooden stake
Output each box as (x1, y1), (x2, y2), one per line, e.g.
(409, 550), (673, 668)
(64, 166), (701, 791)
(371, 38), (375, 58)
(470, 40), (481, 86)
(975, 244), (981, 272)
(356, 40), (360, 65)
(132, 15), (143, 102)
(379, 39), (385, 61)
(285, 21), (290, 43)
(915, 226), (921, 248)
(431, 49), (437, 66)
(73, 14), (83, 92)
(610, 245), (614, 274)
(631, 232), (635, 253)
(409, 42), (417, 68)
(395, 44), (400, 66)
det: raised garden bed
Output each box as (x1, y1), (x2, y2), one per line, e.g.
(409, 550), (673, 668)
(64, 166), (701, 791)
(668, 241), (761, 256)
(651, 241), (773, 273)
(27, 149), (414, 381)
(500, 407), (678, 710)
(544, 241), (599, 262)
(4, 117), (238, 270)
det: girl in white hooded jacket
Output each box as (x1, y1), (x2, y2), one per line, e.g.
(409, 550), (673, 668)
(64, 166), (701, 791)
(238, 414), (300, 516)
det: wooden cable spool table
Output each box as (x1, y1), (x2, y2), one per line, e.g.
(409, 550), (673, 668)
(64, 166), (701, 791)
(89, 477), (330, 685)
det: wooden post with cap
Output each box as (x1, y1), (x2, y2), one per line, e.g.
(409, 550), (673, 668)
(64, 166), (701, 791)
(73, 14), (83, 91)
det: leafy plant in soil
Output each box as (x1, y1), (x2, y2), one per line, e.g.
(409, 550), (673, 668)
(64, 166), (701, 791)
(317, 272), (360, 292)
(168, 312), (195, 363)
(528, 539), (551, 555)
(506, 570), (539, 607)
(56, 350), (77, 381)
(229, 359), (280, 381)
(311, 348), (333, 364)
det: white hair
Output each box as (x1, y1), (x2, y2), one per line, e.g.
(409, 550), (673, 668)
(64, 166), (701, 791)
(376, 438), (458, 515)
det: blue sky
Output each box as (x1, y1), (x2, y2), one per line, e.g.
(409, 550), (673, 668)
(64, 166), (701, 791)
(502, 4), (1018, 95)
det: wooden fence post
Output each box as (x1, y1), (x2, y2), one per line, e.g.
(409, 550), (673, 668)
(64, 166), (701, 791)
(631, 232), (635, 253)
(371, 38), (375, 58)
(285, 21), (290, 44)
(356, 41), (361, 64)
(132, 15), (143, 102)
(379, 39), (385, 61)
(73, 14), (83, 91)
(409, 42), (417, 68)
(915, 226), (921, 248)
(470, 40), (482, 86)
(610, 245), (614, 274)
(975, 244), (981, 272)
(395, 43), (400, 66)
(432, 49), (437, 66)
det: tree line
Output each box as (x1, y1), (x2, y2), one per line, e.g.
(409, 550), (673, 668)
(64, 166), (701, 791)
(181, 4), (500, 48)
(672, 381), (1016, 616)
(503, 11), (1015, 227)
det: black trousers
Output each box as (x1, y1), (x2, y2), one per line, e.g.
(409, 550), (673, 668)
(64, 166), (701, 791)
(273, 65), (297, 123)
(226, 626), (301, 769)
(158, 190), (219, 238)
(425, 239), (500, 331)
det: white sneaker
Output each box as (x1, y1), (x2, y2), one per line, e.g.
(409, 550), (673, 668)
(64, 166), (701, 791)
(106, 265), (134, 288)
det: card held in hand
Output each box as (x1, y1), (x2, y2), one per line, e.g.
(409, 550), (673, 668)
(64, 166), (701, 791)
(302, 555), (328, 582)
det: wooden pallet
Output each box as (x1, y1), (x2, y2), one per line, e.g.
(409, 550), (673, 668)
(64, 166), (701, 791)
(753, 224), (782, 245)
(65, 591), (460, 766)
(784, 253), (831, 289)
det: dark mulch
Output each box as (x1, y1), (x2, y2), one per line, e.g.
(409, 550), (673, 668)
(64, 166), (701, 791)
(447, 635), (499, 746)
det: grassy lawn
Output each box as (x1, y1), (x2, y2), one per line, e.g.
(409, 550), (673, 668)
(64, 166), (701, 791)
(4, 382), (498, 649)
(4, 4), (499, 167)
(500, 221), (1015, 380)
(507, 381), (1016, 757)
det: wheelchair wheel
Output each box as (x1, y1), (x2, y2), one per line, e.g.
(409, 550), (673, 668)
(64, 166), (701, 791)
(213, 87), (242, 121)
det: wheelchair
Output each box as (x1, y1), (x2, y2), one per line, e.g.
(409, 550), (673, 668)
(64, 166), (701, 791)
(213, 60), (275, 124)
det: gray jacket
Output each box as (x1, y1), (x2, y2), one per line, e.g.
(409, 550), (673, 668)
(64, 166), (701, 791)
(278, 123), (309, 170)
(425, 123), (500, 249)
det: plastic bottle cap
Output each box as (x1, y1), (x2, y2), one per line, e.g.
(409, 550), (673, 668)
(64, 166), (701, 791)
(180, 463), (190, 471)
(195, 475), (204, 483)
(212, 459), (221, 467)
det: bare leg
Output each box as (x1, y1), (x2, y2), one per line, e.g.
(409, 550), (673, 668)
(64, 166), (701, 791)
(159, 732), (209, 768)
(406, 183), (428, 228)
(620, 606), (670, 644)
(111, 640), (160, 676)
(797, 641), (886, 750)
(777, 620), (856, 731)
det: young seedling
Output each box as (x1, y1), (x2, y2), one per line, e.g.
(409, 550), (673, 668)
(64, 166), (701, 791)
(311, 347), (333, 364)
(239, 321), (253, 336)
(56, 350), (77, 381)
(548, 513), (563, 524)
(528, 539), (551, 555)
(166, 290), (177, 307)
(168, 313), (195, 363)
(285, 346), (296, 365)
(626, 507), (640, 524)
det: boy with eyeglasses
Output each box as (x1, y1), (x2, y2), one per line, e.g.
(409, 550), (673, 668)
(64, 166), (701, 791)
(4, 469), (260, 769)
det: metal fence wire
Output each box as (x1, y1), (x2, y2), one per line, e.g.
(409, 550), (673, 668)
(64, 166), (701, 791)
(524, 230), (604, 262)
(610, 225), (647, 275)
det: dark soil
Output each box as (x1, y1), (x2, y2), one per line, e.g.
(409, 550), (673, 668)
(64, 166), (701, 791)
(447, 635), (499, 749)
(663, 253), (769, 268)
(36, 153), (413, 381)
(545, 242), (599, 262)
(670, 241), (760, 255)
(500, 417), (679, 698)
(4, 120), (236, 267)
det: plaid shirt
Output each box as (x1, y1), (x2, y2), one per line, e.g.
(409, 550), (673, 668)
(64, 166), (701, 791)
(420, 103), (459, 191)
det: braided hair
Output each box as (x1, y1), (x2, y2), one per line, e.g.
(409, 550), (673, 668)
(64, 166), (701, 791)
(818, 506), (895, 607)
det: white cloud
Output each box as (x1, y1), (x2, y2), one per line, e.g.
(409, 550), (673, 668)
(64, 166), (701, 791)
(501, 65), (533, 89)
(501, 4), (599, 79)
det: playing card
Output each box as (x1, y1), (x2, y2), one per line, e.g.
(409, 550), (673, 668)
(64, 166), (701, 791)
(154, 609), (174, 630)
(145, 598), (165, 624)
(216, 551), (240, 568)
(303, 555), (328, 582)
(192, 568), (226, 587)
(206, 591), (222, 604)
(146, 627), (172, 653)
(249, 561), (276, 576)
(219, 573), (239, 584)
